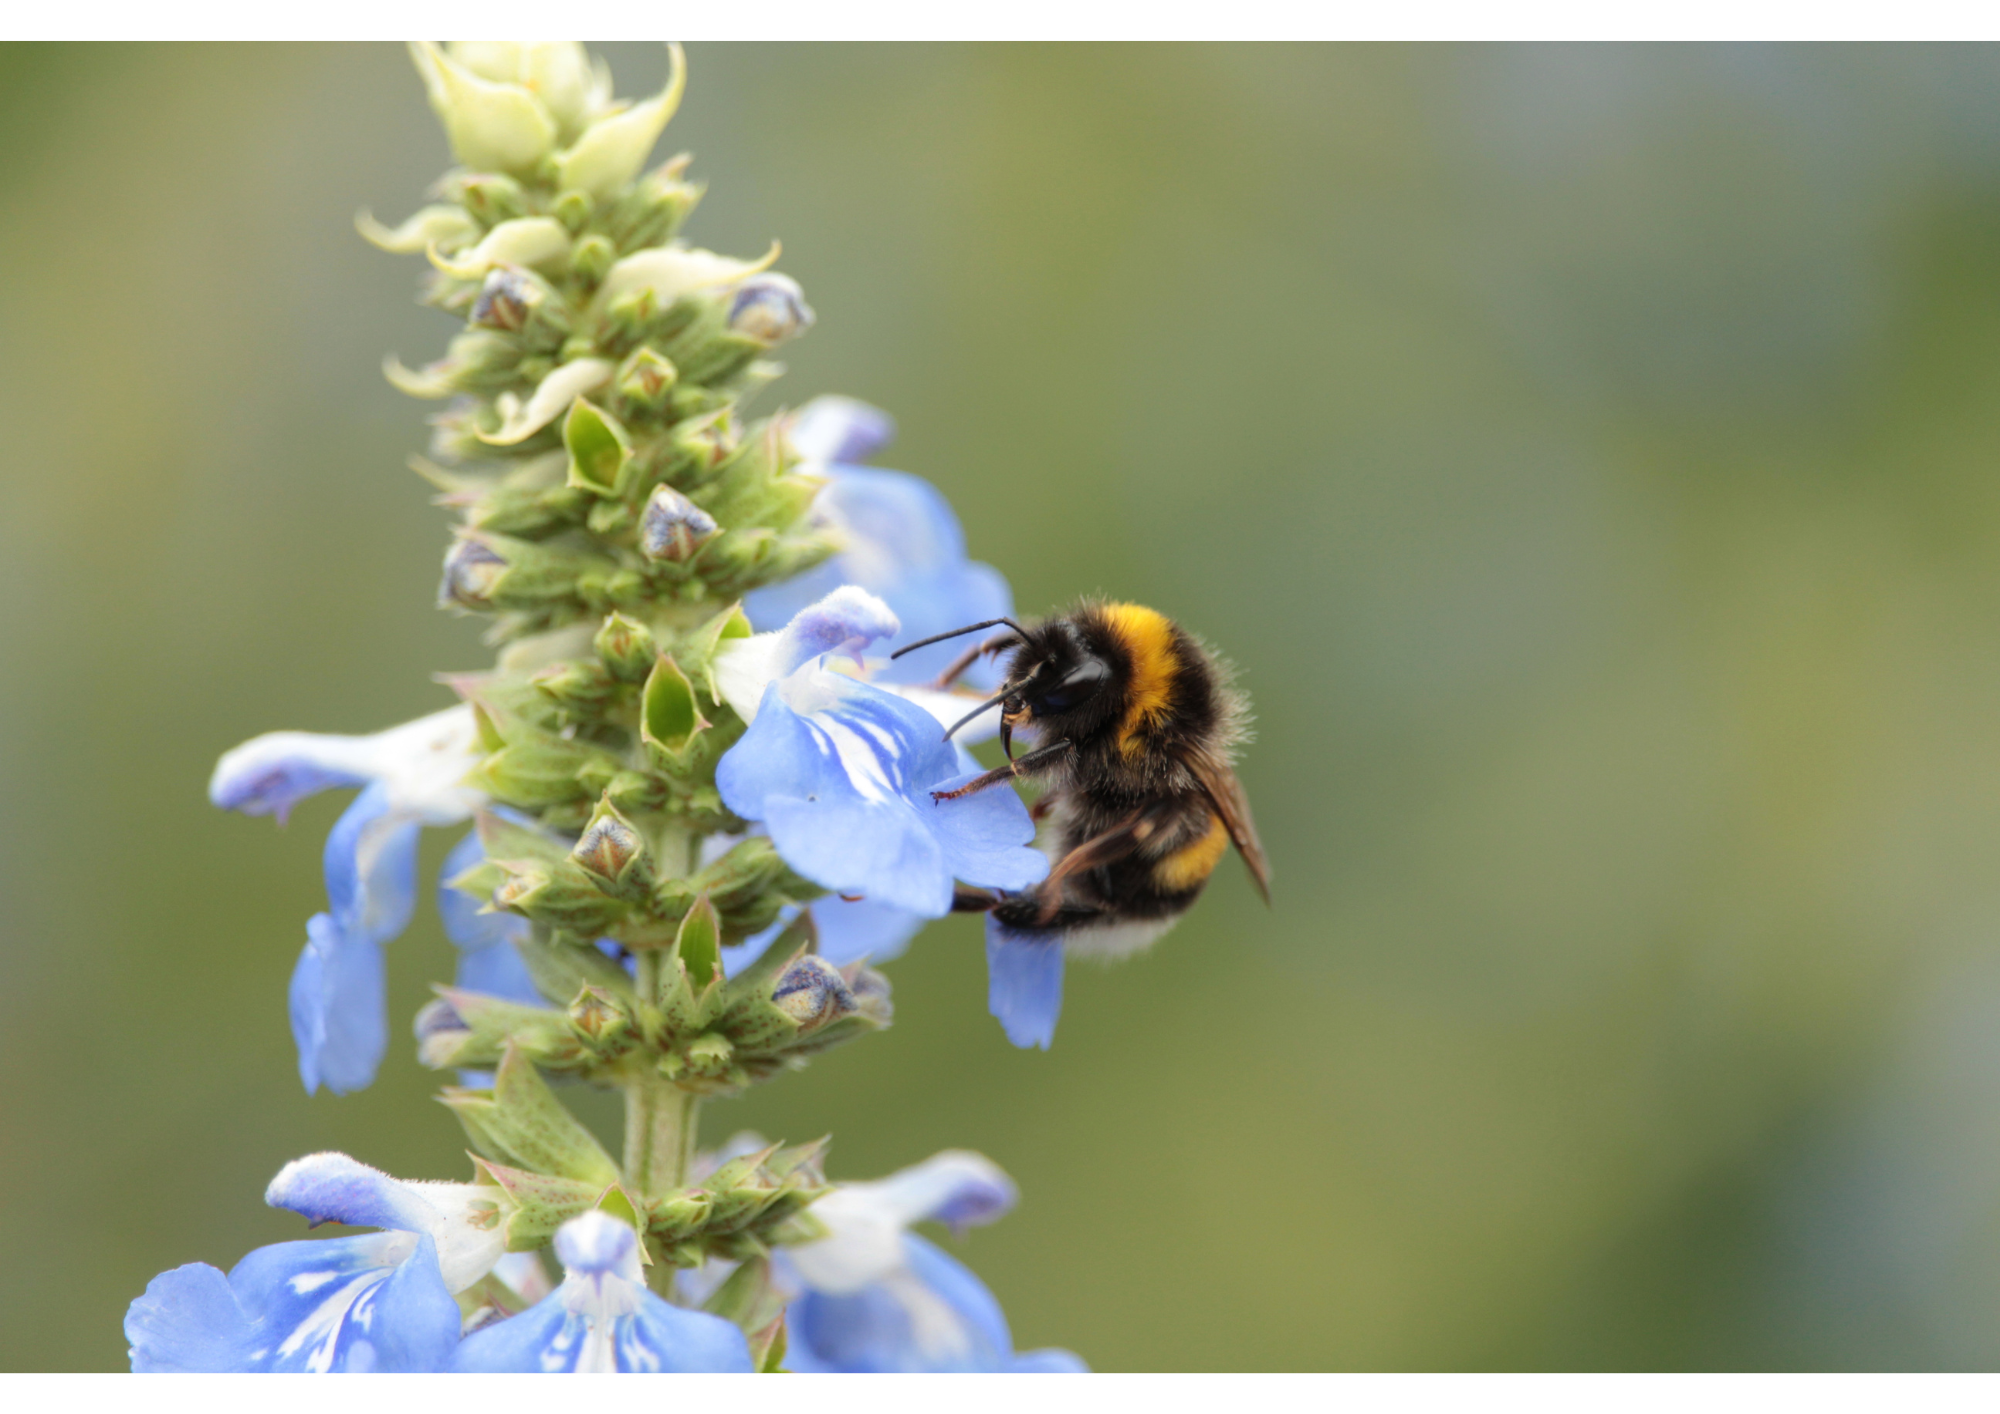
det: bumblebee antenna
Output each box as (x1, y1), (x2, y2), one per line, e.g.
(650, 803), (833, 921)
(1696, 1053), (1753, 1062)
(941, 690), (1010, 741)
(890, 618), (1029, 661)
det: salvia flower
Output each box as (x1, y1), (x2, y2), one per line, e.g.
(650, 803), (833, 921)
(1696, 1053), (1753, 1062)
(212, 705), (489, 1094)
(715, 588), (1047, 917)
(779, 1151), (1086, 1373)
(746, 396), (1015, 690)
(126, 1153), (507, 1373)
(449, 1211), (753, 1372)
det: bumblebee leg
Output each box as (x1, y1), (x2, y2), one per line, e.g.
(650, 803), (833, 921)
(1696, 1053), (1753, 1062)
(1029, 802), (1182, 924)
(951, 885), (998, 912)
(925, 633), (1019, 691)
(929, 740), (1074, 802)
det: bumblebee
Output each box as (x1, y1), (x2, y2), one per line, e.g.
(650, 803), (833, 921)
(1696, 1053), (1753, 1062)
(891, 601), (1269, 958)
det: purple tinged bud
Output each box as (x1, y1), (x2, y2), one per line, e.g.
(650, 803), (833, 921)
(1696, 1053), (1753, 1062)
(573, 812), (642, 882)
(470, 267), (539, 332)
(639, 485), (720, 562)
(772, 954), (857, 1031)
(728, 274), (814, 345)
(440, 536), (506, 608)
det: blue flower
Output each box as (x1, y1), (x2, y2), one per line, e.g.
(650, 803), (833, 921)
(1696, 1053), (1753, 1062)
(985, 920), (1068, 1051)
(449, 1211), (754, 1373)
(211, 706), (490, 1094)
(437, 826), (540, 1005)
(715, 589), (1046, 918)
(746, 396), (1014, 690)
(126, 1152), (508, 1373)
(777, 1150), (1086, 1373)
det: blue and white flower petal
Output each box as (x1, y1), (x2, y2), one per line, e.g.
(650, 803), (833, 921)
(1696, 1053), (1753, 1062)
(779, 1151), (1084, 1374)
(747, 396), (1014, 690)
(127, 1152), (504, 1373)
(213, 706), (491, 1094)
(210, 704), (485, 826)
(985, 921), (1067, 1052)
(449, 1211), (754, 1373)
(266, 1152), (507, 1294)
(223, 1231), (460, 1373)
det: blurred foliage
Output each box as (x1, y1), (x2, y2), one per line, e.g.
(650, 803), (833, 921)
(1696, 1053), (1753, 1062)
(10, 42), (2000, 1371)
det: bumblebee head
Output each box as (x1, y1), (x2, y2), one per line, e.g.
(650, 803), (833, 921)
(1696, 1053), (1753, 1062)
(888, 612), (1121, 754)
(998, 619), (1119, 743)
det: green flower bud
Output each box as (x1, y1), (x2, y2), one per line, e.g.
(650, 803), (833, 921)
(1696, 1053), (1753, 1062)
(571, 233), (617, 287)
(416, 987), (581, 1071)
(494, 861), (629, 934)
(567, 983), (635, 1056)
(470, 726), (622, 806)
(594, 612), (658, 682)
(530, 657), (615, 712)
(602, 156), (703, 254)
(615, 347), (678, 413)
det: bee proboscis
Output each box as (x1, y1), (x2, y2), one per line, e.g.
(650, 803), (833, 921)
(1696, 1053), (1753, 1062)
(891, 600), (1269, 959)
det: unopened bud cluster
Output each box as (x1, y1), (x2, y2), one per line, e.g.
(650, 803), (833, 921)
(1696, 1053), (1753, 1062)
(376, 42), (876, 1270)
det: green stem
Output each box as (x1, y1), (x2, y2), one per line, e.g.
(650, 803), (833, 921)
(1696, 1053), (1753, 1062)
(623, 1063), (698, 1196)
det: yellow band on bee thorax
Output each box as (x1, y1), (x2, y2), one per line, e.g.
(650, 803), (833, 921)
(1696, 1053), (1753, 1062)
(1100, 602), (1178, 757)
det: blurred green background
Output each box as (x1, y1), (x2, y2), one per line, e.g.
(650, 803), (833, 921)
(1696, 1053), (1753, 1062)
(10, 42), (2000, 1371)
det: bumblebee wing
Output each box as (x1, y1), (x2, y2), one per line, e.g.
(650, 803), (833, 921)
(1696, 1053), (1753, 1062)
(1189, 748), (1272, 903)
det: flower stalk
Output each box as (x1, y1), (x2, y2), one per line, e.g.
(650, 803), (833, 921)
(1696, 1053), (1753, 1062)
(151, 40), (1085, 1375)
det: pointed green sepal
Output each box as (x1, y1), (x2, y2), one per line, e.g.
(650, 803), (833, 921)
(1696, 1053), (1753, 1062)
(642, 653), (709, 764)
(440, 1045), (621, 1186)
(563, 396), (634, 497)
(673, 891), (722, 990)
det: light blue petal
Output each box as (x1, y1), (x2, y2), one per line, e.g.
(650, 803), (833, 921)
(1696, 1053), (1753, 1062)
(792, 395), (896, 464)
(449, 1291), (754, 1373)
(227, 1232), (460, 1373)
(811, 894), (929, 968)
(1012, 1347), (1090, 1372)
(745, 465), (1014, 690)
(986, 921), (1064, 1051)
(290, 914), (387, 1095)
(127, 1263), (262, 1372)
(324, 782), (421, 947)
(448, 1217), (751, 1373)
(786, 1234), (1012, 1373)
(930, 771), (1052, 894)
(719, 674), (1043, 915)
(439, 830), (541, 1005)
(763, 792), (951, 916)
(721, 682), (951, 915)
(264, 1153), (436, 1234)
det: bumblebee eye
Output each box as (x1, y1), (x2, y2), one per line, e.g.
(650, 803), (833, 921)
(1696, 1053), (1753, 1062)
(1035, 657), (1109, 713)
